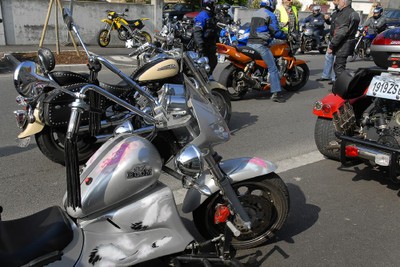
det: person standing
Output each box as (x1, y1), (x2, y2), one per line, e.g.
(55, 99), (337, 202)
(193, 0), (219, 73)
(316, 0), (339, 84)
(328, 0), (360, 80)
(247, 0), (287, 103)
(275, 0), (299, 34)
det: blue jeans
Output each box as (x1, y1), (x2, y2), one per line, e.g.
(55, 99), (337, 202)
(322, 43), (336, 81)
(247, 43), (282, 93)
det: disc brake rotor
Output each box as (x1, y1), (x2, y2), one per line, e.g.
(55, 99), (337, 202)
(233, 194), (274, 240)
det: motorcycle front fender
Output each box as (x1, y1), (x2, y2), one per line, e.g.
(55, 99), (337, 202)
(101, 19), (113, 25)
(181, 157), (277, 213)
(18, 109), (44, 138)
(312, 92), (346, 118)
(208, 80), (228, 91)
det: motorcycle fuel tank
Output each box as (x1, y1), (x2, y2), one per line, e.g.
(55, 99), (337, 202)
(133, 58), (179, 82)
(66, 134), (162, 218)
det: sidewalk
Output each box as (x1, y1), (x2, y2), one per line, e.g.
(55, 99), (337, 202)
(0, 44), (138, 74)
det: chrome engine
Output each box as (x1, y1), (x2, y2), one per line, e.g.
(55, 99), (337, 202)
(335, 99), (400, 148)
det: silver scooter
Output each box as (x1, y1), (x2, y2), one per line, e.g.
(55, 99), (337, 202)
(0, 8), (289, 267)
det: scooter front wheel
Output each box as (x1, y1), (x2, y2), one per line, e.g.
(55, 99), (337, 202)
(193, 173), (290, 249)
(98, 29), (111, 47)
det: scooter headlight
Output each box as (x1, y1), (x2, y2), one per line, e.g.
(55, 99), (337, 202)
(175, 144), (204, 178)
(210, 119), (230, 141)
(108, 15), (113, 20)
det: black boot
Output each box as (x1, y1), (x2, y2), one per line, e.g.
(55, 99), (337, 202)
(271, 92), (286, 103)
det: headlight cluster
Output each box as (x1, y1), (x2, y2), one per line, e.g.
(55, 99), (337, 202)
(210, 119), (230, 141)
(196, 57), (210, 74)
(108, 15), (113, 20)
(230, 25), (239, 33)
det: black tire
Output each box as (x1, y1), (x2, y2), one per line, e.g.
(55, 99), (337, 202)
(314, 117), (340, 160)
(98, 29), (111, 47)
(193, 173), (290, 250)
(35, 126), (100, 165)
(211, 89), (232, 123)
(218, 65), (247, 100)
(283, 63), (310, 92)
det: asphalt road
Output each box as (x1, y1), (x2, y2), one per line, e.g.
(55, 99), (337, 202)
(1, 52), (400, 266)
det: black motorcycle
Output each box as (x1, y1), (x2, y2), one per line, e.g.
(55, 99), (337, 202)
(154, 16), (195, 51)
(299, 22), (329, 54)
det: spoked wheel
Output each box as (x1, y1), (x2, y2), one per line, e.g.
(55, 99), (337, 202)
(98, 29), (111, 47)
(193, 173), (290, 249)
(35, 126), (100, 165)
(283, 63), (310, 92)
(218, 65), (247, 100)
(211, 89), (232, 123)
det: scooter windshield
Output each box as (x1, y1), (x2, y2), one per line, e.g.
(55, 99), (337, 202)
(185, 77), (230, 149)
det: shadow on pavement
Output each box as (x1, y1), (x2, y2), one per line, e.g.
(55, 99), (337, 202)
(236, 183), (320, 266)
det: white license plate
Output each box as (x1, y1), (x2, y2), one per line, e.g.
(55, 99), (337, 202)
(366, 74), (400, 101)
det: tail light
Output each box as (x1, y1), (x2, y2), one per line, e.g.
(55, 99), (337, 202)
(372, 34), (392, 45)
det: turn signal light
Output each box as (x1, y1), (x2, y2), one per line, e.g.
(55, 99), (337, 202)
(214, 204), (230, 224)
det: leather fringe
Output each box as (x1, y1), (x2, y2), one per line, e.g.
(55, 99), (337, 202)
(89, 90), (101, 136)
(65, 137), (81, 210)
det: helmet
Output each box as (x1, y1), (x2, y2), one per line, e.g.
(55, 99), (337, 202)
(373, 6), (383, 18)
(260, 0), (277, 11)
(222, 3), (230, 11)
(203, 0), (217, 12)
(312, 5), (321, 14)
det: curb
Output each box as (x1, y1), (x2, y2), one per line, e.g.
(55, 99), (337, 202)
(3, 53), (136, 74)
(4, 53), (20, 69)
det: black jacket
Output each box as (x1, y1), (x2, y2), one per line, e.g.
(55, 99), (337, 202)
(329, 5), (360, 55)
(325, 8), (338, 39)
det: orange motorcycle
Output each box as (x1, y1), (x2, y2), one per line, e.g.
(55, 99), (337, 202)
(216, 39), (309, 100)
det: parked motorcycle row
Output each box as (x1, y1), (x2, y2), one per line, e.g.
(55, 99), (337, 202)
(4, 4), (399, 267)
(3, 8), (291, 267)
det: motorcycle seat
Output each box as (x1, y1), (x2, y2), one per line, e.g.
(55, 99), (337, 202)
(50, 71), (90, 86)
(0, 206), (73, 267)
(99, 80), (131, 97)
(236, 46), (262, 60)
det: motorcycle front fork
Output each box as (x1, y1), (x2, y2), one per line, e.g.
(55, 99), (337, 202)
(203, 148), (252, 231)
